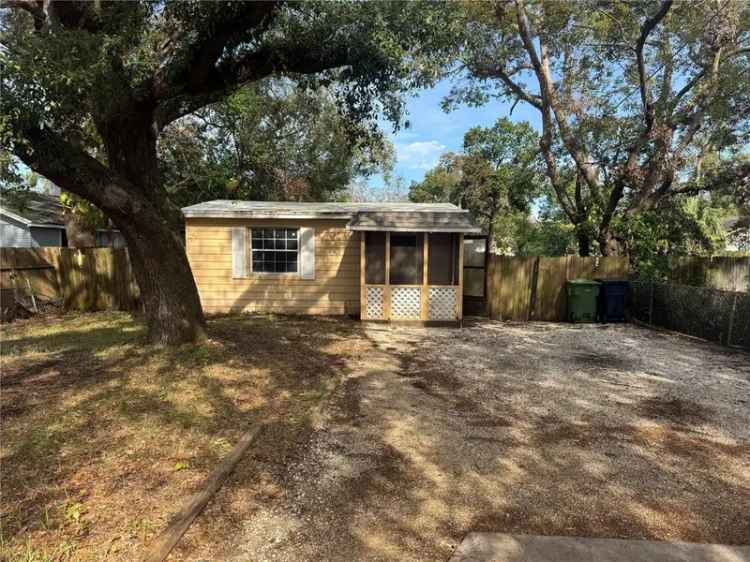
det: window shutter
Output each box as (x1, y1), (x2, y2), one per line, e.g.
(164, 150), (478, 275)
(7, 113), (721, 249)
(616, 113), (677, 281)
(231, 227), (247, 278)
(299, 226), (315, 280)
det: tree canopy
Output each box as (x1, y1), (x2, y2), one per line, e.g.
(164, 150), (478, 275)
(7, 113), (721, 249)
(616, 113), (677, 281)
(447, 0), (750, 256)
(410, 118), (544, 253)
(159, 80), (394, 208)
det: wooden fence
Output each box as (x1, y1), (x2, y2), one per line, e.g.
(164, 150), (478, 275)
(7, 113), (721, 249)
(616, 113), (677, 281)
(0, 247), (140, 312)
(487, 255), (629, 321)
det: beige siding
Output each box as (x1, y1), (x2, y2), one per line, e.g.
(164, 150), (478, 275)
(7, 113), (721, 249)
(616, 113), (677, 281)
(186, 218), (360, 315)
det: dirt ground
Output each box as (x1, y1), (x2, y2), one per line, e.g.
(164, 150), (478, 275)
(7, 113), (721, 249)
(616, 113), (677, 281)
(221, 320), (750, 562)
(0, 312), (371, 562)
(3, 315), (749, 561)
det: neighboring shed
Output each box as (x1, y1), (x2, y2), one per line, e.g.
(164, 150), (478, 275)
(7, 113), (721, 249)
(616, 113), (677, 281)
(0, 190), (125, 248)
(182, 200), (481, 321)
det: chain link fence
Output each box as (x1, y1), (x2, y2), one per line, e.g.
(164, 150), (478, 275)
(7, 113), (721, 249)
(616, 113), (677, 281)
(630, 281), (750, 350)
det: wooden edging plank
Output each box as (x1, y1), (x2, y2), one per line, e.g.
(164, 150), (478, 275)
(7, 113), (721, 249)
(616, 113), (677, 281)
(141, 424), (264, 562)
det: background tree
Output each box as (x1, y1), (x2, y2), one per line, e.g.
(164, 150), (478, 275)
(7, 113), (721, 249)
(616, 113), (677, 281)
(514, 197), (578, 256)
(623, 195), (728, 278)
(160, 80), (395, 208)
(408, 152), (464, 203)
(0, 1), (457, 343)
(410, 118), (543, 252)
(448, 0), (750, 256)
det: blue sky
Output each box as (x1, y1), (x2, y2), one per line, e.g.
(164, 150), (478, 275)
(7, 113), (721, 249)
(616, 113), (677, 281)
(370, 78), (542, 189)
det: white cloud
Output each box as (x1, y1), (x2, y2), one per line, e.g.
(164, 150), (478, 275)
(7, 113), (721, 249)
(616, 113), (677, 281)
(394, 140), (447, 171)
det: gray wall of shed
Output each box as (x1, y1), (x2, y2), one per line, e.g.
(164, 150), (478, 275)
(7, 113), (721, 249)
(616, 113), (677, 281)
(0, 215), (33, 247)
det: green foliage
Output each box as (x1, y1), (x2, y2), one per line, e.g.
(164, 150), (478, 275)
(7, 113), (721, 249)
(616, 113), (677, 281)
(410, 118), (544, 252)
(444, 0), (750, 256)
(617, 197), (727, 279)
(0, 149), (24, 188)
(59, 192), (106, 230)
(515, 198), (578, 256)
(0, 1), (461, 156)
(160, 80), (395, 206)
(409, 152), (464, 204)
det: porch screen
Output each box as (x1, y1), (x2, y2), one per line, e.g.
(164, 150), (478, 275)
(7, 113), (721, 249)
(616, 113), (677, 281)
(365, 232), (386, 284)
(389, 233), (423, 285)
(428, 233), (457, 285)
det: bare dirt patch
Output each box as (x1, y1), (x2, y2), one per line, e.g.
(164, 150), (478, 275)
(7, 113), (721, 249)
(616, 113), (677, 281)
(226, 320), (750, 562)
(638, 395), (713, 425)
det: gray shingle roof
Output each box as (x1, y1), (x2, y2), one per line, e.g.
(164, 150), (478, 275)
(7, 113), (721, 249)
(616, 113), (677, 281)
(182, 199), (481, 233)
(347, 211), (481, 233)
(182, 200), (460, 217)
(0, 190), (64, 226)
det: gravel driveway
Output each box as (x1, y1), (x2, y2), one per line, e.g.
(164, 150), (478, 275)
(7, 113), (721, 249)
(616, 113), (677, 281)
(229, 320), (750, 562)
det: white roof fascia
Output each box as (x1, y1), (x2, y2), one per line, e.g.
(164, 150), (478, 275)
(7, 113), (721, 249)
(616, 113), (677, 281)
(0, 207), (33, 226)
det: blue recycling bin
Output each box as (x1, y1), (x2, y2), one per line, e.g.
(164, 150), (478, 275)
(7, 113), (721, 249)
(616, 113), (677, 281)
(597, 279), (629, 322)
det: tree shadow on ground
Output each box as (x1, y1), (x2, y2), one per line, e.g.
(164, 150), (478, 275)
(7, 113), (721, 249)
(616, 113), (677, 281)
(5, 314), (749, 561)
(219, 320), (750, 562)
(0, 311), (370, 561)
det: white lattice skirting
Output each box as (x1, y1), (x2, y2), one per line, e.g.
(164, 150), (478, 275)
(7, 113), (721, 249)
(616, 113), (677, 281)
(429, 286), (457, 320)
(365, 286), (385, 319)
(391, 286), (421, 319)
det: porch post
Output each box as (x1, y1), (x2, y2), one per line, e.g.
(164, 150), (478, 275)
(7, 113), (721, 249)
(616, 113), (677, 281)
(360, 231), (366, 319)
(457, 233), (464, 320)
(421, 232), (429, 320)
(384, 231), (391, 320)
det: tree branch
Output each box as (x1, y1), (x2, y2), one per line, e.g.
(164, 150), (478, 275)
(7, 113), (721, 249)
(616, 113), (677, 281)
(151, 2), (280, 107)
(515, 0), (600, 192)
(469, 59), (543, 110)
(11, 124), (143, 220)
(153, 14), (363, 128)
(635, 0), (672, 128)
(670, 160), (750, 196)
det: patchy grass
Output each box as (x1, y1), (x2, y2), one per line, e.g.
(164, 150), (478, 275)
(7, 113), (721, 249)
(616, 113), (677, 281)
(0, 311), (373, 561)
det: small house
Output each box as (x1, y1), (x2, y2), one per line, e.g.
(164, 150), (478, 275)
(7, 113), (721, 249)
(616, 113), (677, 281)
(0, 190), (125, 248)
(182, 200), (481, 322)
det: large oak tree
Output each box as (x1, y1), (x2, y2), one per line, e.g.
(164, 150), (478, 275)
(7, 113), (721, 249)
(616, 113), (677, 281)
(0, 1), (455, 343)
(449, 0), (750, 256)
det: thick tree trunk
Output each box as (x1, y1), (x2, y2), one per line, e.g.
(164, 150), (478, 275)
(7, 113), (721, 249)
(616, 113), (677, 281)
(115, 212), (206, 344)
(64, 211), (97, 248)
(100, 114), (206, 344)
(598, 228), (624, 257)
(576, 227), (591, 257)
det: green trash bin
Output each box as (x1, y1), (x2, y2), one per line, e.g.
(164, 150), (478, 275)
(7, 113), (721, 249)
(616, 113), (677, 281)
(567, 279), (601, 323)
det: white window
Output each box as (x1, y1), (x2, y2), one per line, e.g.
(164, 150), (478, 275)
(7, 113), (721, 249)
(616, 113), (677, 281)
(251, 228), (299, 273)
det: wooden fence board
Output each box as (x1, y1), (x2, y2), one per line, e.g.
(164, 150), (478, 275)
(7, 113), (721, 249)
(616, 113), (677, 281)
(487, 256), (537, 320)
(534, 257), (568, 321)
(0, 247), (140, 312)
(0, 248), (60, 300)
(670, 256), (749, 292)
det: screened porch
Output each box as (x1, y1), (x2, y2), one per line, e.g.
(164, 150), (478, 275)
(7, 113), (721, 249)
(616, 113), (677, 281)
(358, 231), (464, 322)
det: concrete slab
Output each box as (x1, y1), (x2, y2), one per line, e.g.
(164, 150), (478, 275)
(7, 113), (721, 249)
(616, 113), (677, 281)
(449, 533), (750, 562)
